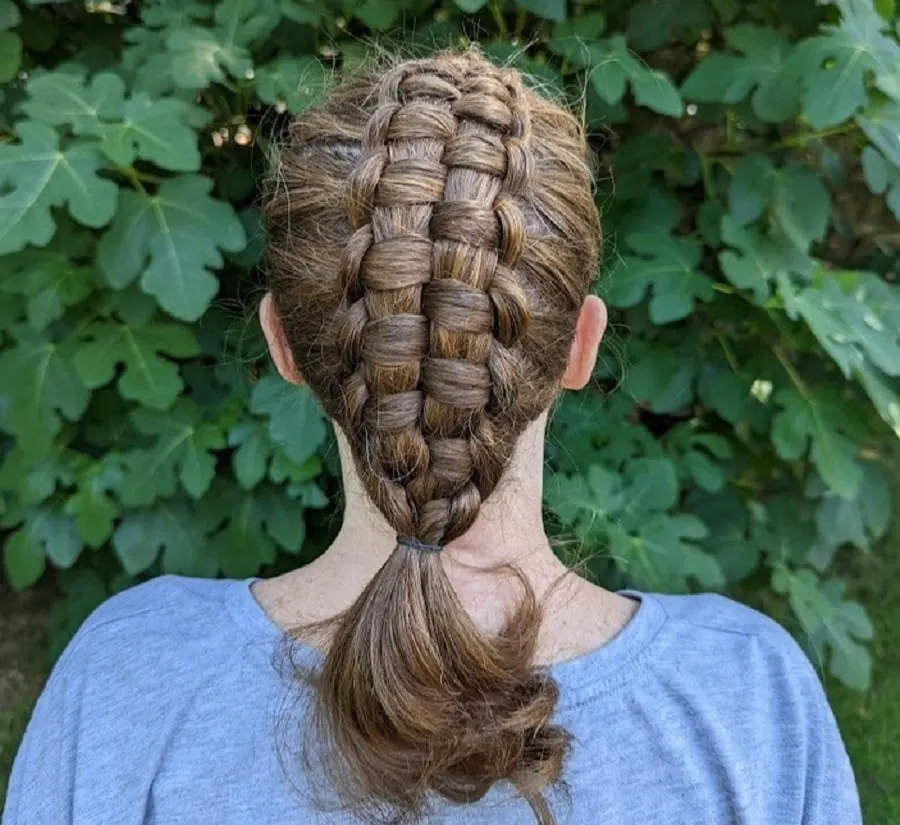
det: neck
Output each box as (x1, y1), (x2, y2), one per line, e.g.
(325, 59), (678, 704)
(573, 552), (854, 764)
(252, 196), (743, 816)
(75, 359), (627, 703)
(255, 415), (637, 662)
(263, 415), (574, 631)
(342, 415), (557, 551)
(327, 415), (569, 624)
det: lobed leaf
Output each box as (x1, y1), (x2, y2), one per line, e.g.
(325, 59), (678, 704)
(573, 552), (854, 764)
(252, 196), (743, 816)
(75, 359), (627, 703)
(0, 327), (89, 454)
(681, 25), (800, 122)
(97, 176), (246, 321)
(0, 123), (118, 254)
(74, 320), (200, 410)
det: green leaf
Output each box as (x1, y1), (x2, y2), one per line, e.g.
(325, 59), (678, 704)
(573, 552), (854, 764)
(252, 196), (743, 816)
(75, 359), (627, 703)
(610, 513), (722, 592)
(119, 400), (226, 505)
(201, 481), (306, 577)
(545, 465), (625, 540)
(587, 37), (684, 116)
(548, 13), (607, 63)
(686, 487), (757, 583)
(354, 0), (404, 29)
(64, 459), (122, 548)
(816, 494), (869, 553)
(697, 364), (751, 424)
(122, 29), (178, 96)
(0, 328), (89, 454)
(773, 569), (872, 690)
(606, 233), (713, 323)
(294, 480), (328, 509)
(626, 0), (712, 51)
(4, 522), (46, 589)
(165, 26), (252, 89)
(859, 101), (900, 169)
(74, 320), (199, 410)
(141, 0), (214, 27)
(755, 494), (819, 567)
(772, 164), (831, 250)
(771, 387), (863, 498)
(0, 248), (93, 330)
(727, 153), (775, 226)
(225, 206), (265, 269)
(98, 94), (202, 172)
(788, 3), (899, 129)
(0, 123), (119, 254)
(726, 156), (830, 250)
(5, 506), (82, 577)
(0, 0), (21, 28)
(214, 0), (281, 45)
(858, 461), (891, 539)
(250, 374), (327, 466)
(0, 446), (75, 505)
(793, 271), (900, 380)
(718, 216), (811, 301)
(682, 450), (726, 492)
(269, 451), (323, 485)
(97, 175), (246, 321)
(453, 0), (487, 10)
(228, 419), (271, 489)
(874, 0), (896, 18)
(255, 56), (327, 113)
(263, 489), (307, 552)
(857, 362), (900, 438)
(630, 69), (684, 117)
(0, 30), (21, 83)
(608, 142), (684, 203)
(516, 0), (566, 23)
(862, 145), (900, 218)
(280, 0), (322, 24)
(622, 457), (680, 513)
(114, 499), (217, 577)
(20, 70), (125, 133)
(626, 346), (697, 414)
(681, 25), (800, 122)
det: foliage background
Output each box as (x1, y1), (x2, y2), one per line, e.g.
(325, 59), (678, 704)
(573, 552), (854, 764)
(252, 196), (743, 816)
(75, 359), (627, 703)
(0, 0), (899, 704)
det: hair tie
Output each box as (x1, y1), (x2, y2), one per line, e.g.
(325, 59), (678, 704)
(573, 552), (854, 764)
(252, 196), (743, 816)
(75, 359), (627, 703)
(397, 536), (444, 553)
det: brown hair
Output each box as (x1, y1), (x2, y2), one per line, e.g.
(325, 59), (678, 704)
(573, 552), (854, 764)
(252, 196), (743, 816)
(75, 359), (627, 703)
(262, 49), (600, 825)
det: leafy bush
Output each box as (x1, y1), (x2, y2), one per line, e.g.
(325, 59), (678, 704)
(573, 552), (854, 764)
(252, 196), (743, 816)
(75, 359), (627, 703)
(1, 0), (898, 690)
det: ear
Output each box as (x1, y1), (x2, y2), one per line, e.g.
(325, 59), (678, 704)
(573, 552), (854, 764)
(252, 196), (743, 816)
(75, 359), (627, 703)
(260, 292), (303, 385)
(562, 295), (607, 391)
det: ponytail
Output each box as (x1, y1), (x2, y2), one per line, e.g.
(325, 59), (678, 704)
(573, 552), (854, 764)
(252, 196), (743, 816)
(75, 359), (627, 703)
(312, 543), (567, 823)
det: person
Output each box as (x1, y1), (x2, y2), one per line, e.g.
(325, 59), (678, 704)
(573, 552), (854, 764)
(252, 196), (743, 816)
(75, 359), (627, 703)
(3, 49), (860, 825)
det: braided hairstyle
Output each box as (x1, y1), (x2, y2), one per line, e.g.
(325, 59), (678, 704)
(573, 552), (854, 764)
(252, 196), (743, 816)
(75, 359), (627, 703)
(263, 49), (600, 825)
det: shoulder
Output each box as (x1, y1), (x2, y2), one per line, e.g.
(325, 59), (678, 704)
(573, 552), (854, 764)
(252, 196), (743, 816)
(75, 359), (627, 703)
(3, 577), (262, 824)
(648, 591), (828, 701)
(654, 590), (807, 650)
(76, 574), (233, 638)
(60, 575), (246, 688)
(645, 591), (860, 820)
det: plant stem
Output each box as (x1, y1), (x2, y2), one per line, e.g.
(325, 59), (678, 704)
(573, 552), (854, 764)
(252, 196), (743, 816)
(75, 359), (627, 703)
(113, 165), (149, 192)
(773, 345), (810, 399)
(489, 0), (508, 38)
(697, 150), (721, 206)
(716, 332), (742, 375)
(777, 123), (859, 150)
(513, 9), (527, 38)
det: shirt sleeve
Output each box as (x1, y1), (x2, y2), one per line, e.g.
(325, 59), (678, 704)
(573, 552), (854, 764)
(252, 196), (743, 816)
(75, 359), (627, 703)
(1, 639), (85, 825)
(796, 654), (862, 824)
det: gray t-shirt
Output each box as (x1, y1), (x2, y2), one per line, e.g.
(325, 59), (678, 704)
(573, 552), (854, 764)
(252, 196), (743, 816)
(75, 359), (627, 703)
(3, 575), (861, 825)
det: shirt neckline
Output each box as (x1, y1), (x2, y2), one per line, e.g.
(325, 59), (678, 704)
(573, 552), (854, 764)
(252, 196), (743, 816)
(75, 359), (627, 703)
(224, 576), (670, 708)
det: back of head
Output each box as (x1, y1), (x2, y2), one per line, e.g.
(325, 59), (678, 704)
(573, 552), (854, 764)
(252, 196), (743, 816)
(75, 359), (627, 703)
(262, 49), (600, 825)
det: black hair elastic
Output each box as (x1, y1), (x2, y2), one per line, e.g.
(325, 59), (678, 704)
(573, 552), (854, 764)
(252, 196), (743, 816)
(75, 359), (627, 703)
(397, 536), (444, 554)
